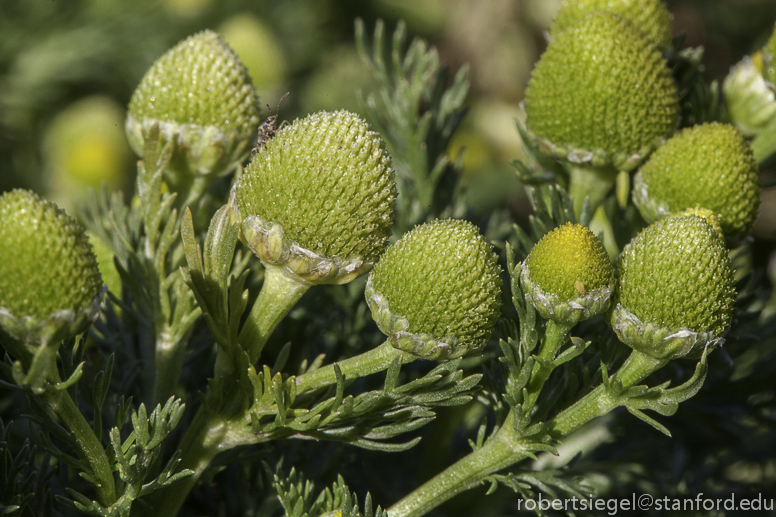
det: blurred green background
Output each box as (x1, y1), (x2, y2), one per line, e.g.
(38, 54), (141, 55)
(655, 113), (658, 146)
(3, 0), (776, 233)
(3, 2), (776, 515)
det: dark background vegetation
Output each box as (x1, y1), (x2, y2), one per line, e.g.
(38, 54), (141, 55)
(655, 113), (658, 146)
(2, 1), (776, 515)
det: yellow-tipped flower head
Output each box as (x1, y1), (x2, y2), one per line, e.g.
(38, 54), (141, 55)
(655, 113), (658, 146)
(366, 220), (502, 360)
(610, 214), (736, 360)
(633, 122), (760, 238)
(551, 0), (672, 49)
(525, 11), (679, 171)
(0, 190), (102, 343)
(234, 110), (397, 285)
(522, 223), (613, 326)
(126, 30), (261, 190)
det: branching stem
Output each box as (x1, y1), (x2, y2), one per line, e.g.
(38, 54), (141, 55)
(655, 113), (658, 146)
(387, 349), (668, 517)
(42, 389), (117, 506)
(295, 340), (407, 393)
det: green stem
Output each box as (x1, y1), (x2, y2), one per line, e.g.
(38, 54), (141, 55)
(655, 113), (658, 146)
(295, 340), (407, 393)
(42, 389), (117, 506)
(237, 264), (310, 365)
(567, 163), (618, 219)
(387, 349), (667, 517)
(147, 264), (310, 515)
(589, 205), (619, 260)
(145, 408), (231, 517)
(522, 320), (571, 414)
(152, 334), (189, 408)
(751, 117), (776, 165)
(549, 349), (667, 437)
(388, 411), (529, 517)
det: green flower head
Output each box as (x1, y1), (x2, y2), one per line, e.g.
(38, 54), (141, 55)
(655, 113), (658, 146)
(551, 0), (673, 49)
(522, 223), (613, 326)
(126, 30), (261, 189)
(525, 11), (679, 171)
(0, 190), (103, 343)
(366, 219), (502, 360)
(633, 122), (761, 238)
(234, 110), (397, 285)
(610, 214), (736, 360)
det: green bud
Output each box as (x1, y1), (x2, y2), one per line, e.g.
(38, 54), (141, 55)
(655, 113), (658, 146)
(633, 122), (761, 238)
(0, 190), (103, 343)
(525, 11), (679, 171)
(522, 223), (613, 326)
(366, 220), (502, 360)
(234, 110), (397, 285)
(126, 30), (261, 190)
(551, 0), (672, 49)
(610, 214), (736, 360)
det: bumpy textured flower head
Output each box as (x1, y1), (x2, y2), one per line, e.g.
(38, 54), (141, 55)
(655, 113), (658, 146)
(525, 11), (679, 171)
(633, 122), (760, 238)
(234, 110), (396, 285)
(672, 207), (723, 236)
(126, 30), (261, 188)
(0, 190), (103, 343)
(610, 214), (735, 360)
(521, 223), (613, 326)
(366, 220), (502, 360)
(551, 0), (672, 49)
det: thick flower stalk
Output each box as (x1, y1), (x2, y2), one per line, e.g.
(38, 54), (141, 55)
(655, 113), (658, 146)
(296, 219), (502, 392)
(525, 11), (679, 216)
(633, 122), (761, 239)
(126, 30), (261, 207)
(232, 109), (397, 362)
(551, 0), (673, 49)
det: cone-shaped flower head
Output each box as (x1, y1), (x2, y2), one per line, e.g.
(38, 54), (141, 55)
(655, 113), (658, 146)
(0, 190), (102, 343)
(525, 11), (679, 171)
(521, 223), (613, 326)
(551, 0), (672, 49)
(366, 220), (502, 360)
(234, 110), (397, 285)
(126, 30), (261, 189)
(610, 214), (736, 360)
(633, 122), (760, 238)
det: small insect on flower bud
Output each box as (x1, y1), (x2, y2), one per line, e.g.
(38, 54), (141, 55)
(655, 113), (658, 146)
(365, 219), (502, 360)
(0, 190), (103, 344)
(525, 11), (679, 172)
(521, 223), (613, 327)
(126, 30), (261, 194)
(609, 214), (736, 360)
(551, 0), (673, 49)
(234, 110), (397, 285)
(633, 122), (761, 239)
